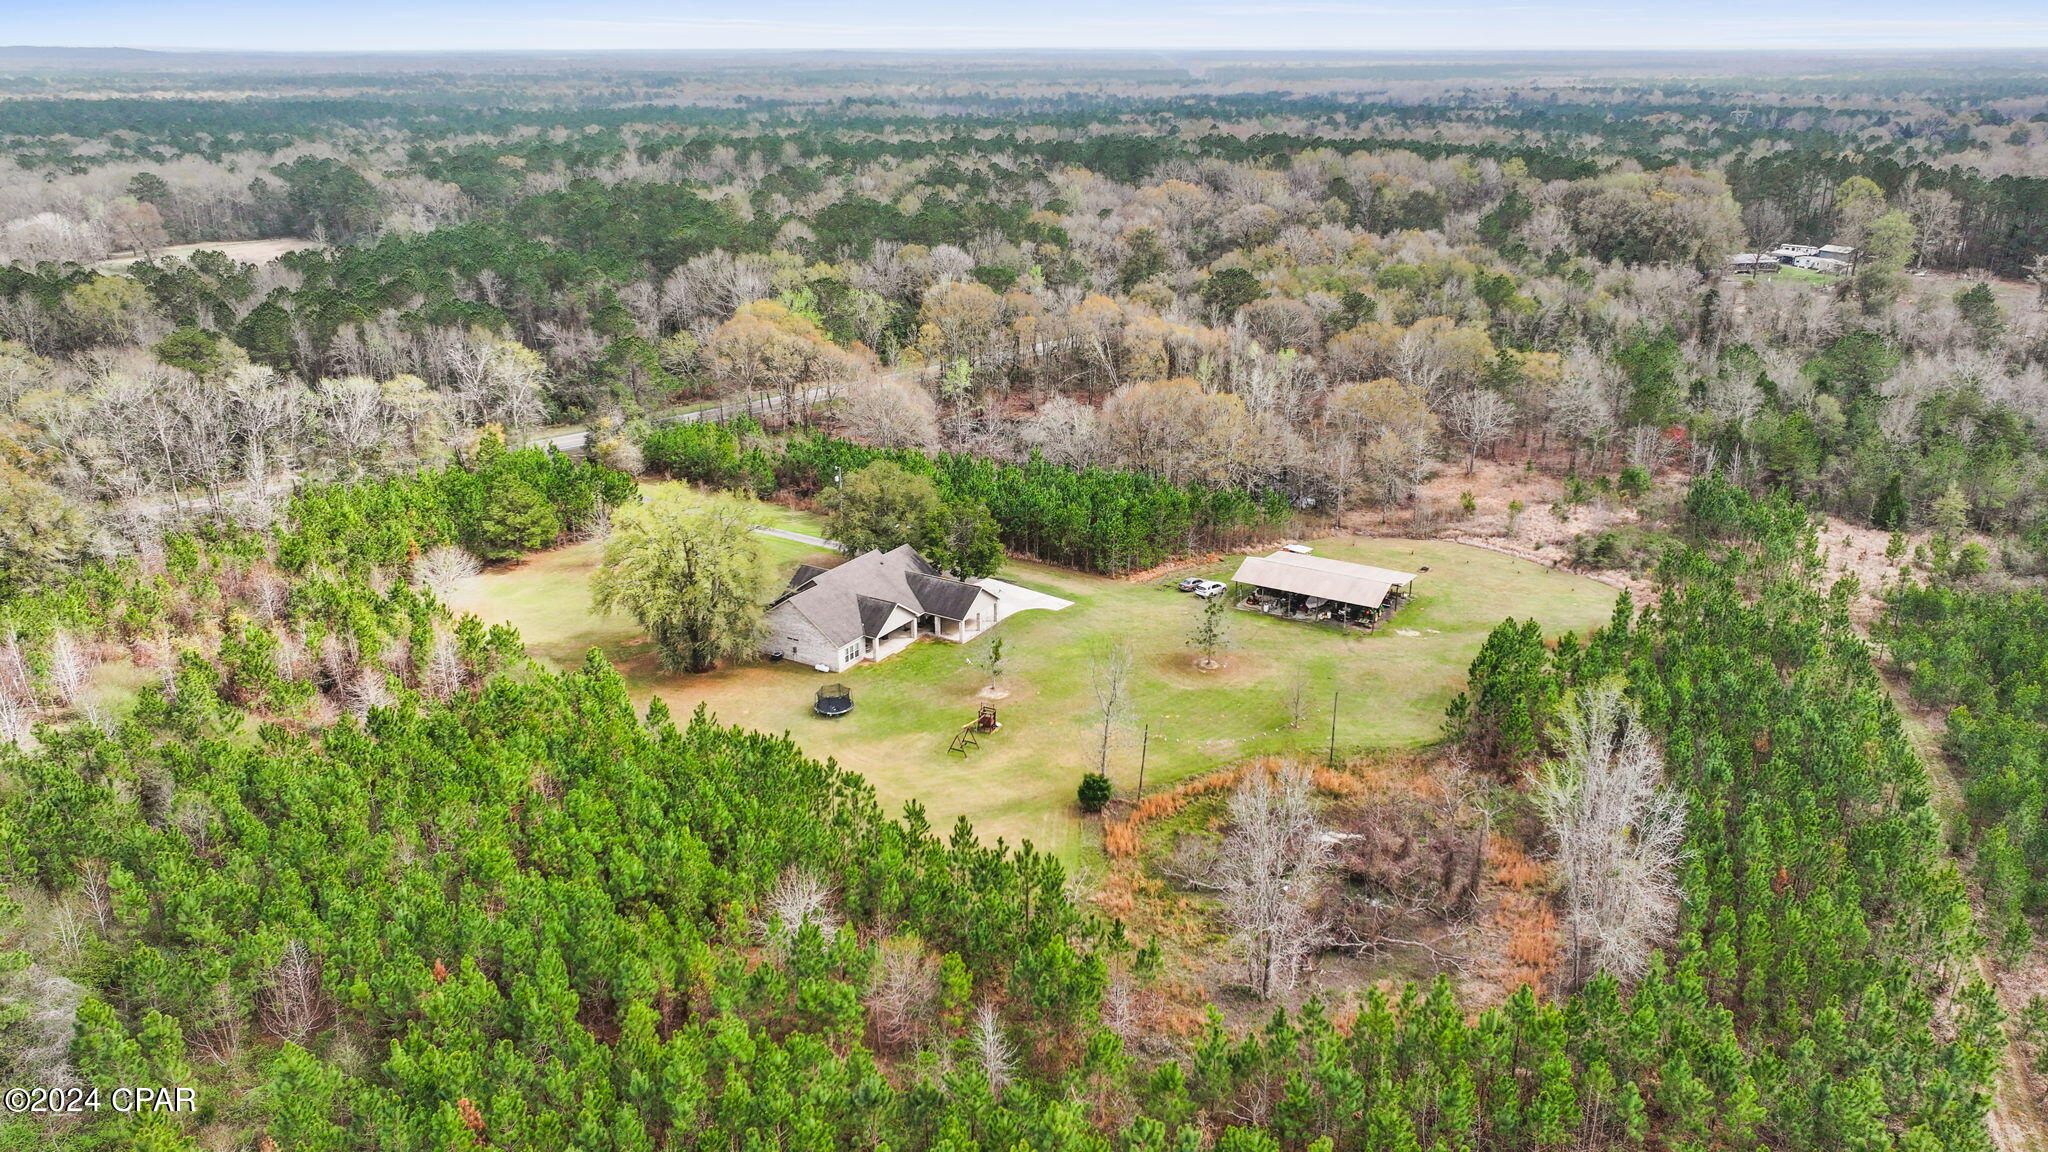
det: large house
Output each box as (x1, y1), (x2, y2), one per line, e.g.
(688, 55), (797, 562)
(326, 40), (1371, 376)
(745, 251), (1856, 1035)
(764, 545), (1002, 672)
(1231, 550), (1417, 628)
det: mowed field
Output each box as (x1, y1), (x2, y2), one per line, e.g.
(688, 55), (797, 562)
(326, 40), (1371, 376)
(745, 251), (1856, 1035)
(447, 486), (1618, 860)
(94, 237), (326, 270)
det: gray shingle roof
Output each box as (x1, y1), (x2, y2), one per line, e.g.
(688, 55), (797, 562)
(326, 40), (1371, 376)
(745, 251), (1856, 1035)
(906, 571), (984, 620)
(768, 545), (994, 647)
(856, 594), (908, 638)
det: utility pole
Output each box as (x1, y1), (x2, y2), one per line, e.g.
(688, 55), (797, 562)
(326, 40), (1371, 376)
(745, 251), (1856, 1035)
(1327, 690), (1339, 771)
(1136, 725), (1150, 798)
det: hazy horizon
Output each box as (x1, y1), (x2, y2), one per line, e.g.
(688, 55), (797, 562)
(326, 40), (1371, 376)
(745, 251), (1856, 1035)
(12, 0), (2048, 54)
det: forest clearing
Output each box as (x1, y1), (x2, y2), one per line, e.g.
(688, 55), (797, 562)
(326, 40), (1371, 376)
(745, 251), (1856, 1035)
(7, 39), (2048, 1152)
(447, 486), (1618, 857)
(89, 235), (323, 270)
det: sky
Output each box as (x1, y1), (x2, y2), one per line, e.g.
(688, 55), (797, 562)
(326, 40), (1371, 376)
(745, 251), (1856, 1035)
(9, 0), (2048, 53)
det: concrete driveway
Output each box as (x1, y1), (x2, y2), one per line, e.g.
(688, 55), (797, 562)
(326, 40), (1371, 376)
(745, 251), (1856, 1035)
(978, 577), (1073, 619)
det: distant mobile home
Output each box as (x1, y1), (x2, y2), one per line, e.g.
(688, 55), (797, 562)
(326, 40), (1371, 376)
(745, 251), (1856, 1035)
(1793, 255), (1853, 275)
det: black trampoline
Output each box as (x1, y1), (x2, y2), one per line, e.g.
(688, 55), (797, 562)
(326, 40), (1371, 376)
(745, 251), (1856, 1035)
(814, 683), (854, 718)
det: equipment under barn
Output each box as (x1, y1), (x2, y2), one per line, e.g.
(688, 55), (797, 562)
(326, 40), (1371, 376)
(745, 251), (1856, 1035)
(1231, 551), (1417, 628)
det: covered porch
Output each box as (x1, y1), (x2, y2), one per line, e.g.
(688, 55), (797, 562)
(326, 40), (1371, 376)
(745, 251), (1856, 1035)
(868, 620), (919, 661)
(920, 611), (993, 643)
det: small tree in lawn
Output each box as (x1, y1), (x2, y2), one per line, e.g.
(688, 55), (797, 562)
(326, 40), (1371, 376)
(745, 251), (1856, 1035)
(1189, 589), (1230, 670)
(1089, 641), (1136, 775)
(1283, 664), (1312, 729)
(1077, 772), (1113, 813)
(967, 636), (1007, 698)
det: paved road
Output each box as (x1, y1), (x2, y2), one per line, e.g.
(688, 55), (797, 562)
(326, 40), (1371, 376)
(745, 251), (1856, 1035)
(537, 384), (840, 454)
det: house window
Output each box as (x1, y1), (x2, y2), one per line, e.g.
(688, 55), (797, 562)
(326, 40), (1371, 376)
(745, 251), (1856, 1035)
(841, 642), (862, 664)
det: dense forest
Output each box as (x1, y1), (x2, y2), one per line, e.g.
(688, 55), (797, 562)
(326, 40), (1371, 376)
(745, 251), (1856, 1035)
(6, 53), (2048, 572)
(0, 455), (2007, 1150)
(3, 49), (2048, 1150)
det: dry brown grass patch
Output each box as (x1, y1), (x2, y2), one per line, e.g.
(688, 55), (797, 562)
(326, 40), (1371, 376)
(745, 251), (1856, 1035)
(1500, 892), (1559, 995)
(1489, 841), (1546, 890)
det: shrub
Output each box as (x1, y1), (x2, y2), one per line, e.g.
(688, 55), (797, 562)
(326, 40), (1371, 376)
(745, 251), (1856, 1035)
(1077, 772), (1113, 813)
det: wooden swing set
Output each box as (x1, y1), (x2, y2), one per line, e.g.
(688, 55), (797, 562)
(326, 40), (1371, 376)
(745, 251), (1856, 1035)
(947, 706), (1001, 754)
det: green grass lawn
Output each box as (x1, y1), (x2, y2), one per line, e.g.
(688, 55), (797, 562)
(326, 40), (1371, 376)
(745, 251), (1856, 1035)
(448, 484), (1619, 861)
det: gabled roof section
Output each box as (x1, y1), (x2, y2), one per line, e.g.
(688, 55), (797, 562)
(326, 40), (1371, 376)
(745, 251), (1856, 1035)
(906, 572), (987, 621)
(766, 546), (994, 648)
(856, 594), (912, 638)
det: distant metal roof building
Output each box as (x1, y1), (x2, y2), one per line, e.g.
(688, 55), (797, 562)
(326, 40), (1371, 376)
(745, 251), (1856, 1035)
(1231, 551), (1417, 610)
(1793, 256), (1852, 275)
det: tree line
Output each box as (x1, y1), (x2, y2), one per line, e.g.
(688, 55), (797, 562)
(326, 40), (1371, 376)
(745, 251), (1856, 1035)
(644, 419), (1291, 575)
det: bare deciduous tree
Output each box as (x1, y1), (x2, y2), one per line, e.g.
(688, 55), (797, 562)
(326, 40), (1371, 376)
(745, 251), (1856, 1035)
(412, 545), (482, 598)
(44, 631), (95, 708)
(1533, 680), (1686, 986)
(972, 1002), (1015, 1095)
(343, 666), (392, 720)
(1100, 972), (1141, 1046)
(1012, 395), (1101, 468)
(421, 629), (466, 702)
(1283, 664), (1313, 729)
(1216, 762), (1332, 998)
(439, 331), (549, 437)
(78, 861), (112, 932)
(0, 635), (37, 747)
(6, 963), (86, 1088)
(866, 940), (938, 1051)
(762, 867), (838, 946)
(834, 373), (939, 449)
(1443, 388), (1515, 475)
(1089, 641), (1137, 775)
(261, 939), (329, 1044)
